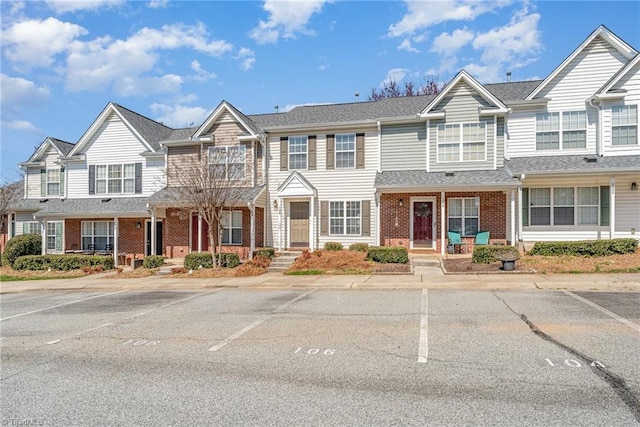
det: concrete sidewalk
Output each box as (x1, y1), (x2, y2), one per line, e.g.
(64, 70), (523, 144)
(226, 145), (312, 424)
(2, 269), (639, 293)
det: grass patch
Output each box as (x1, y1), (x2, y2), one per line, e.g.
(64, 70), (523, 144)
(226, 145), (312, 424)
(0, 273), (84, 281)
(285, 269), (325, 275)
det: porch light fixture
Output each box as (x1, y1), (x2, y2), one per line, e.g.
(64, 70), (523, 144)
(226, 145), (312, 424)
(136, 222), (142, 229)
(631, 182), (638, 191)
(398, 198), (403, 208)
(272, 199), (278, 210)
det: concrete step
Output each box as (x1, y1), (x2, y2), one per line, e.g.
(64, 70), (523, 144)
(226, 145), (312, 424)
(412, 259), (441, 267)
(267, 251), (302, 273)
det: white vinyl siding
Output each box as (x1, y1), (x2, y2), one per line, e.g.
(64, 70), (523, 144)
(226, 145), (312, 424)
(329, 201), (361, 235)
(612, 105), (638, 146)
(221, 210), (242, 245)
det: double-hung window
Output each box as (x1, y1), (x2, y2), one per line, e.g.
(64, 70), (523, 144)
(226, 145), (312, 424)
(526, 187), (601, 226)
(448, 198), (479, 236)
(537, 111), (587, 150)
(81, 221), (114, 250)
(47, 169), (60, 196)
(95, 164), (135, 194)
(437, 122), (486, 162)
(288, 136), (307, 170)
(329, 201), (361, 235)
(209, 146), (246, 180)
(335, 134), (355, 168)
(46, 221), (63, 252)
(612, 105), (638, 146)
(221, 210), (242, 245)
(562, 111), (587, 149)
(23, 222), (40, 235)
(536, 113), (559, 150)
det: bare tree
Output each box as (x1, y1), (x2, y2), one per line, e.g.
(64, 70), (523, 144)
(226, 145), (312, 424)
(166, 142), (246, 268)
(368, 76), (444, 101)
(0, 178), (22, 251)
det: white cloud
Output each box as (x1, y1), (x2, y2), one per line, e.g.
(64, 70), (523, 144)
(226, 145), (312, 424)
(235, 48), (256, 71)
(0, 74), (51, 111)
(388, 0), (512, 38)
(150, 103), (211, 128)
(190, 60), (218, 82)
(148, 0), (169, 9)
(44, 0), (124, 14)
(2, 17), (88, 68)
(382, 68), (409, 85)
(113, 74), (183, 97)
(431, 28), (474, 56)
(3, 120), (41, 133)
(63, 22), (232, 93)
(250, 0), (329, 44)
(398, 39), (419, 53)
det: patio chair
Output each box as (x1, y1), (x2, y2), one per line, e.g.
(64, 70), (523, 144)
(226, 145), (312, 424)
(447, 230), (467, 254)
(475, 231), (490, 245)
(96, 244), (114, 256)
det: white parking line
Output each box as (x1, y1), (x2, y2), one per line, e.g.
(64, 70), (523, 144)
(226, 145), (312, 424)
(418, 289), (429, 363)
(0, 290), (130, 321)
(563, 290), (640, 333)
(209, 289), (316, 352)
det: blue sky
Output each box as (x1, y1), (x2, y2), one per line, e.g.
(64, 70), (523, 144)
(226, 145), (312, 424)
(1, 0), (639, 180)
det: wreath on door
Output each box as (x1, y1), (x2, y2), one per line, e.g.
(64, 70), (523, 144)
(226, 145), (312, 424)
(414, 204), (432, 218)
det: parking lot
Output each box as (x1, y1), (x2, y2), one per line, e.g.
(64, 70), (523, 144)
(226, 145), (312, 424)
(1, 288), (639, 426)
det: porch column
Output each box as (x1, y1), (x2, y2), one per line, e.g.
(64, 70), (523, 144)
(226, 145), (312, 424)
(150, 208), (156, 256)
(510, 189), (516, 247)
(440, 191), (446, 256)
(277, 198), (282, 251)
(374, 192), (381, 246)
(517, 187), (523, 244)
(198, 214), (203, 252)
(40, 219), (47, 255)
(248, 202), (256, 260)
(113, 217), (119, 267)
(309, 196), (315, 251)
(610, 178), (616, 239)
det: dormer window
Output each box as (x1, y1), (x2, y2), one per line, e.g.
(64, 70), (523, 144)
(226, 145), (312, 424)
(47, 169), (60, 196)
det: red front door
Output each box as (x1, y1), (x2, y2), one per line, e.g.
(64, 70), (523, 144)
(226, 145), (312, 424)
(413, 201), (433, 247)
(191, 213), (209, 252)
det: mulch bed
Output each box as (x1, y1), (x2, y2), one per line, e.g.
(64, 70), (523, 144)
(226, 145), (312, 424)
(442, 258), (533, 274)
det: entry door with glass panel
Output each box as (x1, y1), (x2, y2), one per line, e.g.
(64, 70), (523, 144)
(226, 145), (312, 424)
(413, 201), (434, 247)
(290, 202), (309, 247)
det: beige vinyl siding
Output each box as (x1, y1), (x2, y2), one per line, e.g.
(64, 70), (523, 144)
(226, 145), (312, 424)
(615, 177), (640, 238)
(67, 112), (165, 198)
(380, 124), (426, 171)
(508, 37), (629, 159)
(267, 129), (378, 248)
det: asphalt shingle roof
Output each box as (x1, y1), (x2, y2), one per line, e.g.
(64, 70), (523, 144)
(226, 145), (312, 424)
(375, 169), (520, 190)
(50, 138), (75, 156)
(149, 185), (265, 205)
(484, 80), (543, 103)
(113, 103), (175, 151)
(505, 155), (640, 175)
(26, 197), (152, 219)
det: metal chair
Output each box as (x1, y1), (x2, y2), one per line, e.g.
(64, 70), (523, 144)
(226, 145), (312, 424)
(475, 231), (490, 245)
(447, 230), (468, 254)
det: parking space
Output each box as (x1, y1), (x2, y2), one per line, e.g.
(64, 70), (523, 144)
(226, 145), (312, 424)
(1, 288), (639, 425)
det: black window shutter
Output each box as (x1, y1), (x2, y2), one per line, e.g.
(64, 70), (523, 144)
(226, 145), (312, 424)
(135, 163), (142, 194)
(88, 165), (95, 195)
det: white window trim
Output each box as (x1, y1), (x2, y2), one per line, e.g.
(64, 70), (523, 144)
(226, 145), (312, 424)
(329, 200), (361, 236)
(81, 220), (114, 250)
(611, 105), (638, 147)
(335, 133), (356, 169)
(526, 186), (601, 227)
(221, 210), (242, 245)
(288, 135), (308, 171)
(95, 163), (135, 195)
(23, 221), (40, 235)
(209, 146), (247, 180)
(46, 168), (61, 196)
(46, 221), (64, 252)
(436, 122), (487, 163)
(536, 110), (588, 151)
(447, 197), (480, 237)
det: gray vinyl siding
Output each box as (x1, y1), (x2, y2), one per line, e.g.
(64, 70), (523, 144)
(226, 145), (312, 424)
(380, 123), (426, 171)
(434, 81), (491, 122)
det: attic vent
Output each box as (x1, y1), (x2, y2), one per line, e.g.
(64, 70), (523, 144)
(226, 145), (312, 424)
(101, 198), (112, 203)
(40, 199), (49, 203)
(583, 156), (598, 163)
(445, 172), (455, 177)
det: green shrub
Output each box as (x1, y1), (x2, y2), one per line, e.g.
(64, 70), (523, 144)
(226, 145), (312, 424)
(143, 255), (164, 269)
(472, 245), (520, 264)
(349, 243), (369, 252)
(529, 238), (638, 257)
(13, 255), (114, 271)
(184, 252), (241, 270)
(4, 234), (42, 267)
(366, 246), (409, 264)
(253, 247), (275, 260)
(324, 242), (343, 251)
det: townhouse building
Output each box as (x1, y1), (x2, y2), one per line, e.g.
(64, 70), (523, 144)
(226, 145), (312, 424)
(8, 25), (639, 264)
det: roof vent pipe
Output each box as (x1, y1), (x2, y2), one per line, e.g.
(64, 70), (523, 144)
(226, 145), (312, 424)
(355, 92), (360, 102)
(506, 71), (512, 82)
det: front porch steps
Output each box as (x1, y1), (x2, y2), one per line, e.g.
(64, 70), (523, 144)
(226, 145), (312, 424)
(268, 251), (303, 273)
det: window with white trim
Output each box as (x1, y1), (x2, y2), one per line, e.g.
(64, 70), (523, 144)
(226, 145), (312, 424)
(82, 221), (114, 250)
(221, 210), (242, 245)
(612, 105), (638, 146)
(447, 197), (479, 236)
(47, 169), (60, 196)
(562, 111), (587, 149)
(536, 111), (587, 150)
(335, 134), (355, 168)
(23, 222), (40, 235)
(329, 201), (361, 235)
(95, 164), (135, 194)
(289, 136), (307, 170)
(209, 146), (246, 180)
(437, 122), (486, 162)
(46, 221), (63, 252)
(526, 187), (601, 226)
(536, 113), (559, 150)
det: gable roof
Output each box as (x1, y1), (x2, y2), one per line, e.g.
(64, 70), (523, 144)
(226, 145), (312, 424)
(192, 100), (260, 139)
(68, 102), (173, 156)
(23, 136), (75, 164)
(419, 70), (508, 117)
(593, 53), (640, 99)
(527, 25), (637, 100)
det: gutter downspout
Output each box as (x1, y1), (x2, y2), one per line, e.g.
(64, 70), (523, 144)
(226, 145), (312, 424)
(377, 121), (381, 173)
(587, 97), (601, 156)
